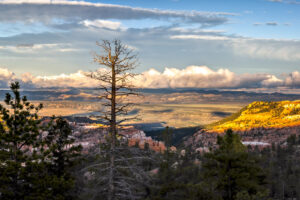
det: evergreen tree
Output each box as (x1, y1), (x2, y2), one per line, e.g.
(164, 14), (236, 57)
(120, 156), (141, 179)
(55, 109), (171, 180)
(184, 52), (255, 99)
(151, 147), (214, 200)
(149, 127), (213, 200)
(265, 134), (300, 199)
(0, 82), (81, 200)
(162, 126), (172, 152)
(42, 117), (82, 199)
(159, 126), (174, 185)
(202, 129), (268, 200)
(0, 82), (43, 199)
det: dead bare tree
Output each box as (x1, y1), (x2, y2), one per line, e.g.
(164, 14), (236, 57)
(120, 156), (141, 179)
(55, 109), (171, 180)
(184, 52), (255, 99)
(83, 40), (154, 200)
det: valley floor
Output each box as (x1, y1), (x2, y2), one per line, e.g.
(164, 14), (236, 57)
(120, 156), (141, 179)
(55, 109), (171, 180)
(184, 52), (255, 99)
(33, 101), (245, 129)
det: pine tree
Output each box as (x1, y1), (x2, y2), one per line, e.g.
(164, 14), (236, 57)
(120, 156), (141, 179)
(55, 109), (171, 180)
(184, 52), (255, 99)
(160, 126), (173, 180)
(0, 82), (81, 200)
(42, 117), (82, 199)
(151, 127), (174, 199)
(0, 82), (43, 199)
(150, 127), (214, 200)
(265, 134), (300, 199)
(203, 129), (268, 200)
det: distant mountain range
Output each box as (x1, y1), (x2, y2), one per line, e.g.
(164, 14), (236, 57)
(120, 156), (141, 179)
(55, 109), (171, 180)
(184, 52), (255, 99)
(0, 88), (300, 103)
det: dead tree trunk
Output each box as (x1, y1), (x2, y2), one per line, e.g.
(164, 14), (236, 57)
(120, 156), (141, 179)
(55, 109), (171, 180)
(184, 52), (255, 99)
(108, 53), (116, 200)
(85, 40), (154, 200)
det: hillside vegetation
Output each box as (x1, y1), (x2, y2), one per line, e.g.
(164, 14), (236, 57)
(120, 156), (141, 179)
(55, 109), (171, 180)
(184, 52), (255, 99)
(206, 100), (300, 132)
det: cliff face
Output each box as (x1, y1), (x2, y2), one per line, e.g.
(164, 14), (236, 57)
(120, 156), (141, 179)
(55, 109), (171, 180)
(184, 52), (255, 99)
(187, 100), (300, 150)
(187, 126), (300, 150)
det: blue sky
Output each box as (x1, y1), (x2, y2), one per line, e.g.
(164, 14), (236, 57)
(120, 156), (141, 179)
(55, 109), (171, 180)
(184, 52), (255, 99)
(0, 0), (299, 89)
(95, 0), (300, 39)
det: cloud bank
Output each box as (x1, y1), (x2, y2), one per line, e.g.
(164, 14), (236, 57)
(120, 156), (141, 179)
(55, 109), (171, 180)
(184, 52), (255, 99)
(134, 66), (295, 89)
(0, 0), (232, 27)
(0, 66), (299, 90)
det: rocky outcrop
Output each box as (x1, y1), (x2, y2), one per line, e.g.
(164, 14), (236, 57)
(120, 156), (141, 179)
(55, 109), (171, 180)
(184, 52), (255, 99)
(186, 125), (300, 150)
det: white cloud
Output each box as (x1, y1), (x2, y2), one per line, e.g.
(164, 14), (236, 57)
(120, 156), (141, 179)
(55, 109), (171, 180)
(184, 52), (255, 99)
(254, 22), (281, 26)
(261, 75), (284, 86)
(267, 0), (300, 4)
(0, 0), (232, 26)
(169, 27), (225, 34)
(0, 68), (15, 79)
(135, 66), (237, 88)
(135, 67), (300, 89)
(0, 43), (80, 53)
(0, 65), (300, 89)
(231, 39), (300, 61)
(0, 67), (16, 87)
(0, 0), (66, 2)
(170, 35), (229, 40)
(80, 19), (123, 30)
(21, 70), (99, 88)
(285, 71), (300, 87)
(171, 34), (300, 61)
(266, 22), (278, 26)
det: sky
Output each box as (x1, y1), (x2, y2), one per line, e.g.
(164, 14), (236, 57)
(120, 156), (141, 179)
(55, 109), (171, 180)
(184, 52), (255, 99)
(0, 0), (299, 90)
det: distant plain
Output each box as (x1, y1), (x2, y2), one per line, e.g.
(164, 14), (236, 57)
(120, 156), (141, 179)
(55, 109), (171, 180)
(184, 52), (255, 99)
(2, 88), (299, 129)
(34, 101), (244, 128)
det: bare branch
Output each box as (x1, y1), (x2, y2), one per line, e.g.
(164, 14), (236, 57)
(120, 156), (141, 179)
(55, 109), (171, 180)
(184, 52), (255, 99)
(83, 40), (152, 200)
